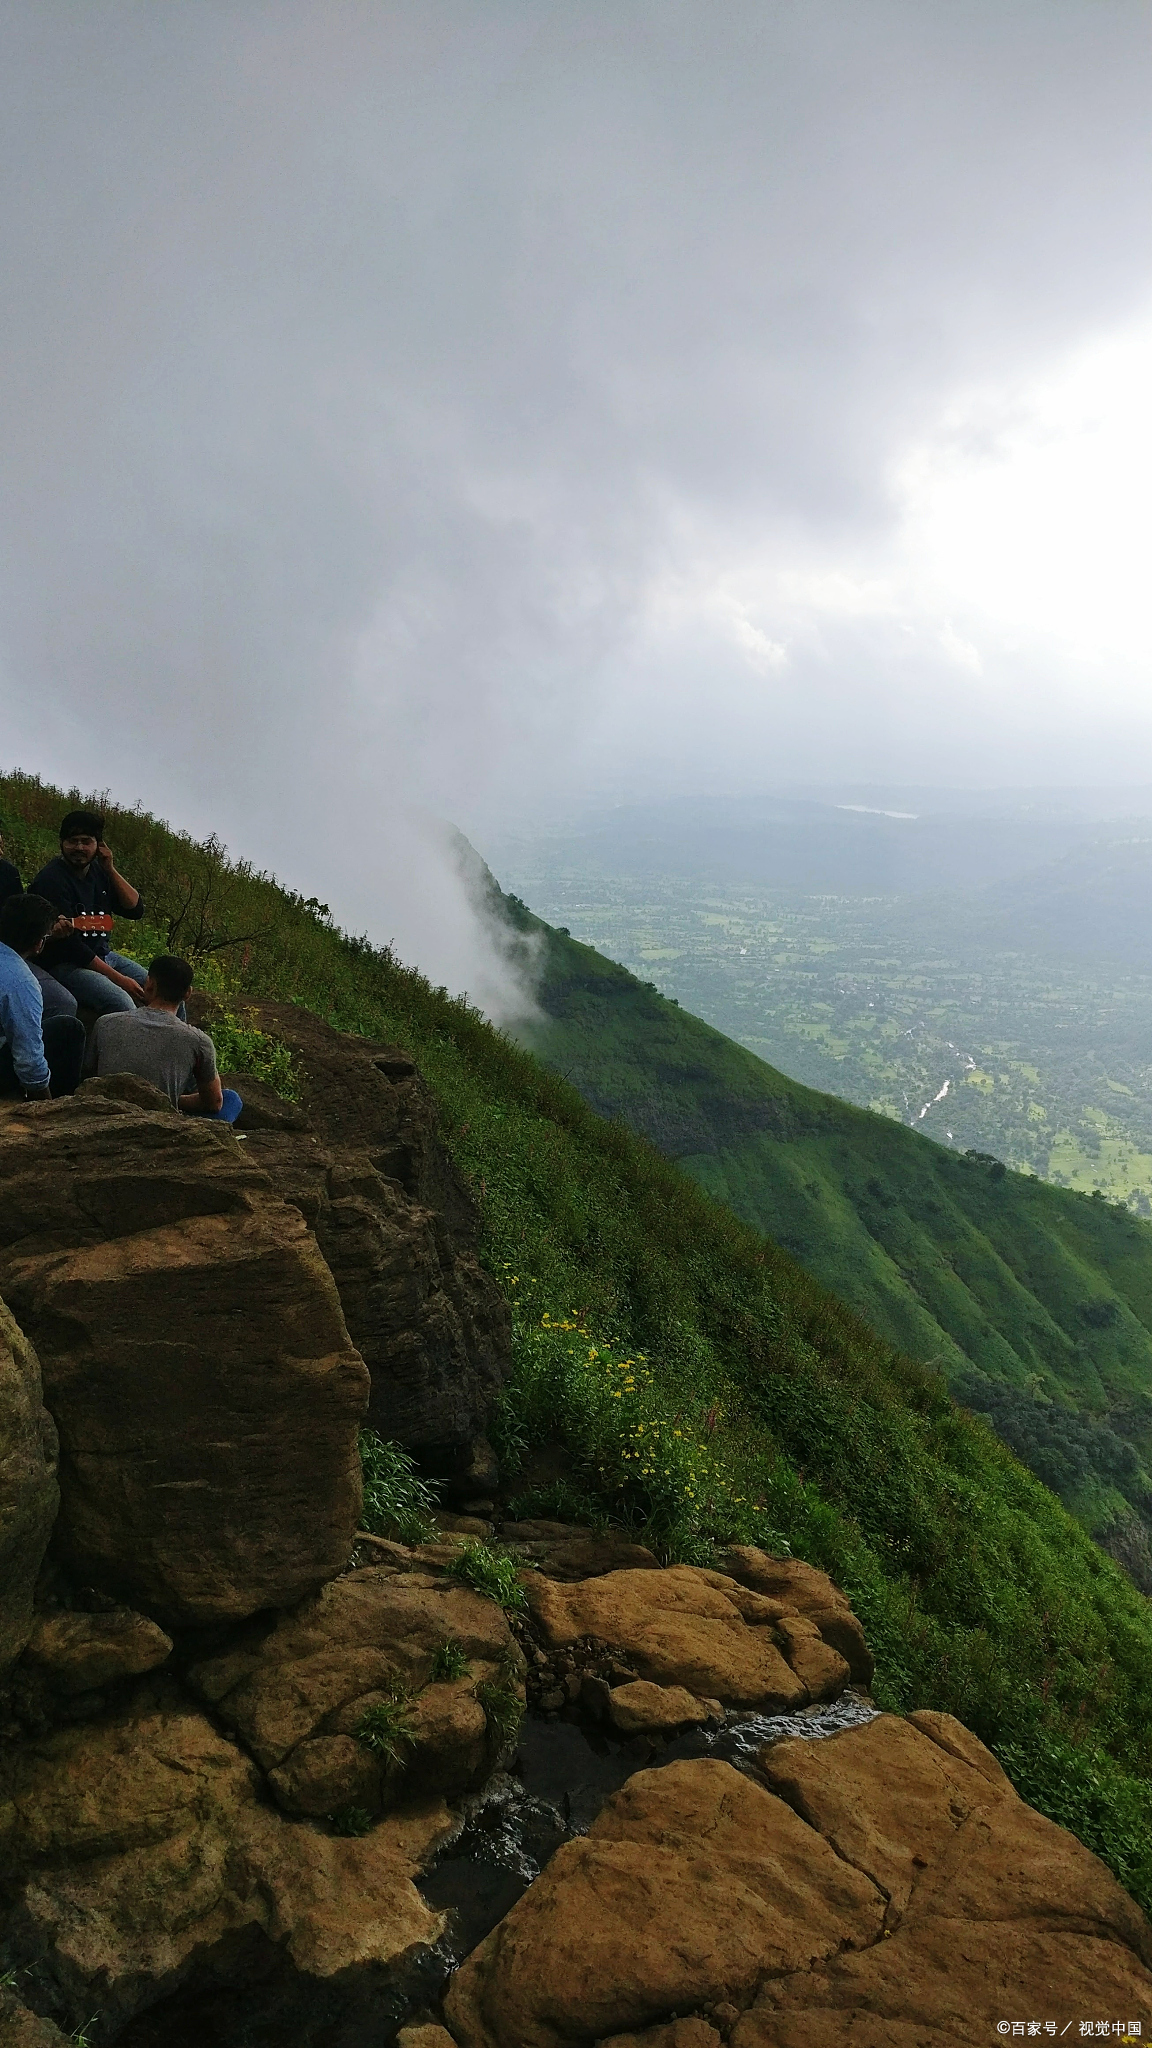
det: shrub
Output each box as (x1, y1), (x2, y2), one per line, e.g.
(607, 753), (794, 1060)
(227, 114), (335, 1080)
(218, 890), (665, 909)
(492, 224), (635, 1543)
(432, 1638), (471, 1682)
(476, 1675), (525, 1748)
(355, 1693), (417, 1767)
(359, 1432), (439, 1545)
(327, 1804), (373, 1837)
(443, 1542), (527, 1613)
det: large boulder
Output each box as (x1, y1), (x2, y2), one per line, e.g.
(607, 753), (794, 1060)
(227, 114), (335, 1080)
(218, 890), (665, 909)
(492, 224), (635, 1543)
(0, 1093), (369, 1624)
(444, 1714), (1152, 2048)
(0, 1681), (451, 2039)
(189, 1562), (523, 1813)
(221, 1024), (510, 1484)
(523, 1563), (851, 1711)
(0, 1297), (57, 1673)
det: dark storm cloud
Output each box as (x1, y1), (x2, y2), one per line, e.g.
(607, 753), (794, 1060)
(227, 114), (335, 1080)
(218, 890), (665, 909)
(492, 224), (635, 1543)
(1, 2), (1150, 993)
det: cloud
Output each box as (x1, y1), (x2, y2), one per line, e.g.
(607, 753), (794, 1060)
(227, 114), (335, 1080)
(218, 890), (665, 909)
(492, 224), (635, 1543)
(0, 0), (1151, 969)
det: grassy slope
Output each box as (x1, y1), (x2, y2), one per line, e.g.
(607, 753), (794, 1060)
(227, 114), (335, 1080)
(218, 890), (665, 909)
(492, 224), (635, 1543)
(522, 912), (1152, 1538)
(3, 769), (1152, 1908)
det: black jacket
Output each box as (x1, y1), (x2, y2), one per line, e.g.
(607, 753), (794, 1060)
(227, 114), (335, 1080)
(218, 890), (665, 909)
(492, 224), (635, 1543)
(31, 855), (145, 968)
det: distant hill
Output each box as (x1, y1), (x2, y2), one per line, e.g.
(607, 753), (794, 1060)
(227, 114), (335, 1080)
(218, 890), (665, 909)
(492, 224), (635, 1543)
(505, 890), (1152, 1585)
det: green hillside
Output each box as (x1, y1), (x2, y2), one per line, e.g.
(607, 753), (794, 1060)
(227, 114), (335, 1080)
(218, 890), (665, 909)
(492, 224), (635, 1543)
(511, 897), (1152, 1577)
(3, 767), (1152, 1911)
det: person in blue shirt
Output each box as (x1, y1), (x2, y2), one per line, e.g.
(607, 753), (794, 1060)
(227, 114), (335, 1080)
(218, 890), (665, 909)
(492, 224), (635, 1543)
(0, 822), (80, 1022)
(0, 895), (86, 1100)
(32, 809), (149, 1015)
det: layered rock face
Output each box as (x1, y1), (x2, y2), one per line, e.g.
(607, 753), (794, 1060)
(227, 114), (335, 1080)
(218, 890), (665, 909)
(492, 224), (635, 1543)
(225, 1004), (511, 1486)
(0, 1091), (369, 1623)
(0, 1298), (57, 1670)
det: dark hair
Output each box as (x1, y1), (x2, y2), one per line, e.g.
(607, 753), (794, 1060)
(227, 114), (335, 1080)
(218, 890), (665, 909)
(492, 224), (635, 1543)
(147, 955), (194, 1003)
(59, 809), (105, 843)
(0, 892), (55, 955)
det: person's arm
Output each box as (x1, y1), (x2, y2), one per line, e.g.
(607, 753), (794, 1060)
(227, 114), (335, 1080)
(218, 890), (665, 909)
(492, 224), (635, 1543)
(0, 974), (50, 1094)
(96, 841), (143, 916)
(180, 1048), (223, 1116)
(86, 954), (147, 1002)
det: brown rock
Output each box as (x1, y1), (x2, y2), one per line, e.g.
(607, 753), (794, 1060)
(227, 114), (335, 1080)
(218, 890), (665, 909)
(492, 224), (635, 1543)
(720, 1548), (874, 1688)
(0, 1296), (58, 1671)
(445, 1713), (1152, 2048)
(0, 1093), (369, 1623)
(21, 1607), (172, 1693)
(407, 1678), (491, 1796)
(502, 1522), (660, 1581)
(0, 1685), (452, 2038)
(601, 2026), (723, 2048)
(267, 1733), (380, 1817)
(234, 1003), (512, 1486)
(740, 1713), (1152, 2044)
(524, 1567), (810, 1710)
(444, 1758), (885, 2048)
(606, 1680), (711, 1737)
(395, 2028), (460, 2048)
(770, 1616), (850, 1703)
(190, 1565), (519, 1771)
(0, 1993), (70, 2046)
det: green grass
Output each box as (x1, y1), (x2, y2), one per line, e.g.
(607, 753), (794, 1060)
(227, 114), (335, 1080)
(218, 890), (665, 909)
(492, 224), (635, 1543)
(476, 1675), (526, 1748)
(4, 768), (1152, 1911)
(358, 1431), (440, 1545)
(443, 1542), (528, 1613)
(355, 1693), (417, 1767)
(516, 908), (1152, 1557)
(432, 1638), (472, 1682)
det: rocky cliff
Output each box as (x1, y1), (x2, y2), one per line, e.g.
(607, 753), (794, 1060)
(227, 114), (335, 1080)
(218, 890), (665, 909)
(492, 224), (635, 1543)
(1, 1014), (1150, 2046)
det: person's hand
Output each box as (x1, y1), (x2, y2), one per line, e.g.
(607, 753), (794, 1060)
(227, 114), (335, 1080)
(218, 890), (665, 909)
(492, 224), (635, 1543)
(50, 914), (72, 938)
(96, 839), (114, 871)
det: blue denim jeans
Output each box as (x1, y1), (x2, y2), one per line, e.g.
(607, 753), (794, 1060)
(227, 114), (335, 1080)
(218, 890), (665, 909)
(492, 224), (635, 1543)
(55, 952), (148, 1015)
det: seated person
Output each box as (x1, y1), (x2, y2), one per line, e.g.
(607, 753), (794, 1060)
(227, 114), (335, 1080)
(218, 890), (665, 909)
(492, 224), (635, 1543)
(85, 954), (243, 1123)
(0, 895), (86, 1100)
(0, 826), (78, 1019)
(32, 809), (149, 1015)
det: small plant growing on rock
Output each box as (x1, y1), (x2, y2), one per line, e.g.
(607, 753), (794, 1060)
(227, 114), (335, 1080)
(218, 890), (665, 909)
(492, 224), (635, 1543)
(327, 1804), (373, 1837)
(432, 1637), (471, 1681)
(444, 1541), (527, 1613)
(359, 1431), (439, 1545)
(356, 1692), (417, 1768)
(476, 1674), (525, 1749)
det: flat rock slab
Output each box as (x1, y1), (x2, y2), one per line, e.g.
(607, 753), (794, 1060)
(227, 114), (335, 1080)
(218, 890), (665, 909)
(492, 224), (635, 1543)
(606, 1680), (711, 1736)
(444, 1714), (1152, 2048)
(444, 1755), (885, 2048)
(523, 1564), (848, 1710)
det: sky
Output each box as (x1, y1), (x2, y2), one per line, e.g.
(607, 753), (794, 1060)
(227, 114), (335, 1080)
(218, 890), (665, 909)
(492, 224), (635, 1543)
(1, 2), (1151, 1008)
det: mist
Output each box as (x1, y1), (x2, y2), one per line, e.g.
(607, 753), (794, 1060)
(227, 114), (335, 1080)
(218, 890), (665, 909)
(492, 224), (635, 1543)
(2, 3), (1151, 1010)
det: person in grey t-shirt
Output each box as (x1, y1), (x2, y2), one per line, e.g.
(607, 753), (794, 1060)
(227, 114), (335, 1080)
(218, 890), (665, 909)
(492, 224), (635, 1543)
(85, 955), (243, 1123)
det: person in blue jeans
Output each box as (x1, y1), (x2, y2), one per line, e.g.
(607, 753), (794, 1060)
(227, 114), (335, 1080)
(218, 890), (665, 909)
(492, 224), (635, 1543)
(31, 809), (150, 1014)
(0, 895), (86, 1099)
(85, 954), (243, 1123)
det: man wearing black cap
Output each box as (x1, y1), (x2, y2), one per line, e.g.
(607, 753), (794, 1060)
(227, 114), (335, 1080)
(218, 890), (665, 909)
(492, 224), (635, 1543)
(31, 810), (149, 1015)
